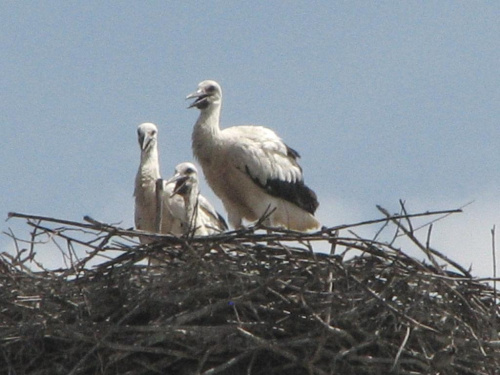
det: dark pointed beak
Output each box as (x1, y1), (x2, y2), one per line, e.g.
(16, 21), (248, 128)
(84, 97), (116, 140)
(139, 134), (152, 151)
(165, 174), (190, 196)
(186, 89), (209, 109)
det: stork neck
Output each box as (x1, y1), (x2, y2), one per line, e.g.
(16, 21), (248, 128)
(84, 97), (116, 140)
(192, 104), (222, 163)
(195, 104), (222, 138)
(139, 147), (160, 180)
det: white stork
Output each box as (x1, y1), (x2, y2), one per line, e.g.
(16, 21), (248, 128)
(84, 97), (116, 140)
(165, 162), (228, 236)
(186, 80), (320, 231)
(134, 122), (183, 241)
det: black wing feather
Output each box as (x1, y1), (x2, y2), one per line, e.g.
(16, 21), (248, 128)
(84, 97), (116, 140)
(286, 145), (301, 159)
(245, 166), (319, 214)
(216, 212), (229, 230)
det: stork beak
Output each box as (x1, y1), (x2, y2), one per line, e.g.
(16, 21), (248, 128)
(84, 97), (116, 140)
(139, 134), (153, 151)
(165, 174), (190, 196)
(186, 89), (209, 109)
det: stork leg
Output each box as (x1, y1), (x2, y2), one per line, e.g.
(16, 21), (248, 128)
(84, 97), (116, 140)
(228, 210), (243, 230)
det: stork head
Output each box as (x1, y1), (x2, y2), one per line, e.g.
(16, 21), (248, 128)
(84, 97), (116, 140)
(186, 80), (222, 110)
(137, 122), (158, 152)
(166, 162), (199, 197)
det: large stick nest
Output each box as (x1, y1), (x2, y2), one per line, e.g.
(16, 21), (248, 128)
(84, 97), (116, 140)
(1, 207), (499, 374)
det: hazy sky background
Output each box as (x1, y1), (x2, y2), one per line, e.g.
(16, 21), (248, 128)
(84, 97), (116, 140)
(1, 2), (498, 276)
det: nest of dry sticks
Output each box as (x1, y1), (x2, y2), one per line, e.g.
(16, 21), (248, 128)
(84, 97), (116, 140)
(1, 206), (499, 375)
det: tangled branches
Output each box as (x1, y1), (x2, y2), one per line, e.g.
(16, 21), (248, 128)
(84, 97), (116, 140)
(1, 206), (499, 374)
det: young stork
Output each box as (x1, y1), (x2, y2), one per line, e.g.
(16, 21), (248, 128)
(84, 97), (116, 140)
(186, 80), (320, 231)
(165, 162), (228, 236)
(134, 122), (183, 241)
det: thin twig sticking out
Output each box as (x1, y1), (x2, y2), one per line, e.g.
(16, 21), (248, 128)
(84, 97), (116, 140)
(325, 230), (338, 325)
(376, 206), (471, 277)
(380, 203), (442, 274)
(492, 225), (498, 341)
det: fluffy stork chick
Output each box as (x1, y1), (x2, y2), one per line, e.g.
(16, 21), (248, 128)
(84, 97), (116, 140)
(166, 162), (228, 236)
(134, 123), (183, 240)
(186, 80), (320, 231)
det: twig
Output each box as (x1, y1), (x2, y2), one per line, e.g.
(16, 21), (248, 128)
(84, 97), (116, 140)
(377, 205), (443, 273)
(391, 326), (411, 371)
(320, 208), (462, 234)
(399, 200), (414, 234)
(491, 225), (498, 341)
(201, 352), (253, 375)
(325, 231), (338, 324)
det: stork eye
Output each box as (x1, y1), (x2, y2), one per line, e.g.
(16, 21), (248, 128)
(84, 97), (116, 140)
(185, 167), (195, 174)
(206, 85), (216, 93)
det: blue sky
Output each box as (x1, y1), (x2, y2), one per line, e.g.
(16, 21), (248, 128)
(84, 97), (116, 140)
(1, 2), (499, 275)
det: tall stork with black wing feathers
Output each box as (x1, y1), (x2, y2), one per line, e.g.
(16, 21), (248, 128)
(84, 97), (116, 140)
(186, 80), (320, 231)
